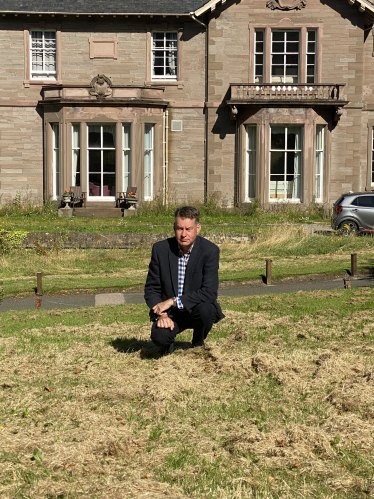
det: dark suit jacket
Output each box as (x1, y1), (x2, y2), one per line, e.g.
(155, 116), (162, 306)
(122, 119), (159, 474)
(144, 235), (225, 323)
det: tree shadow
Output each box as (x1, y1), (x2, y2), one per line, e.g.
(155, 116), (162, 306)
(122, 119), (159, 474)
(110, 337), (191, 359)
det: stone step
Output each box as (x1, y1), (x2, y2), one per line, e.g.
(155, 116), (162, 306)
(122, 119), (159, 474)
(73, 208), (123, 218)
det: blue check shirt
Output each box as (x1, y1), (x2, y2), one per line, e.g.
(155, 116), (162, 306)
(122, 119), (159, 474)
(174, 243), (194, 309)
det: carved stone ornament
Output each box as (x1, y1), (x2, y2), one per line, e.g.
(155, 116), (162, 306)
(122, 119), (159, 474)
(89, 74), (113, 99)
(266, 0), (306, 10)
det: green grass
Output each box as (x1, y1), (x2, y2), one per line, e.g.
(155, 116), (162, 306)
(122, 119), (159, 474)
(1, 226), (374, 298)
(1, 289), (374, 497)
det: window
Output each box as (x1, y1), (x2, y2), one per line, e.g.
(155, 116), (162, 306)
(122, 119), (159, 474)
(152, 32), (178, 80)
(144, 125), (154, 200)
(271, 30), (299, 84)
(306, 30), (317, 84)
(315, 125), (324, 202)
(351, 196), (374, 207)
(72, 124), (81, 187)
(88, 125), (116, 198)
(52, 124), (60, 200)
(270, 126), (302, 201)
(255, 30), (265, 83)
(250, 25), (320, 84)
(246, 126), (257, 200)
(30, 30), (56, 80)
(23, 23), (61, 85)
(123, 125), (131, 191)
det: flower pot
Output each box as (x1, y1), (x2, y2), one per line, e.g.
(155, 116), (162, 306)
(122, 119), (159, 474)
(63, 196), (71, 203)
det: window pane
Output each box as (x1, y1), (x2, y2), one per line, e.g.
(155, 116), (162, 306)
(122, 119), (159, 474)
(272, 31), (284, 41)
(88, 125), (101, 148)
(286, 31), (299, 41)
(271, 127), (285, 149)
(89, 150), (101, 172)
(103, 125), (115, 148)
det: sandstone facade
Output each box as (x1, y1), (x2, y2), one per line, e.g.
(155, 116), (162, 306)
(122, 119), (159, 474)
(0, 0), (372, 209)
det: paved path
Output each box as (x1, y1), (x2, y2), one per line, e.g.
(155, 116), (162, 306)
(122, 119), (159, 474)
(1, 276), (373, 312)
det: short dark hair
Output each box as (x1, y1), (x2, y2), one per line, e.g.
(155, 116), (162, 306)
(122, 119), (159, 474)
(174, 206), (200, 224)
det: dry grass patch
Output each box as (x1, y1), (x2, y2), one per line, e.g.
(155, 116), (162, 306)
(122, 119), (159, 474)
(1, 289), (374, 497)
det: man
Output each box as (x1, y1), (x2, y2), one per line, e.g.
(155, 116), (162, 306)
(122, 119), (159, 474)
(144, 206), (225, 354)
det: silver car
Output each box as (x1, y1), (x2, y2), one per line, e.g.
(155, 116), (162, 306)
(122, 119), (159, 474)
(332, 192), (374, 234)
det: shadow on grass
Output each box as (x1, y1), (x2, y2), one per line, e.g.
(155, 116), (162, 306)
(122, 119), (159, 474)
(110, 337), (191, 359)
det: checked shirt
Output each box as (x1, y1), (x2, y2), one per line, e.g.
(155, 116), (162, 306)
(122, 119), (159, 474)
(174, 243), (195, 309)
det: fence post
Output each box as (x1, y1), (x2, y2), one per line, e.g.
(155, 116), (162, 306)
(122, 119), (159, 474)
(35, 272), (42, 309)
(351, 253), (357, 277)
(343, 278), (351, 289)
(266, 259), (272, 285)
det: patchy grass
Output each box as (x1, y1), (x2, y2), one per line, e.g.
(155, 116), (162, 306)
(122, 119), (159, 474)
(1, 288), (374, 497)
(1, 227), (374, 298)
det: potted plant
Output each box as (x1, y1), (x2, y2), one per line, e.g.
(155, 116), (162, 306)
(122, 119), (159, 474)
(62, 188), (73, 203)
(125, 191), (138, 209)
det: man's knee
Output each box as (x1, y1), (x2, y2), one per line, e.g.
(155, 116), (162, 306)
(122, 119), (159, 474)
(151, 321), (175, 346)
(191, 302), (215, 326)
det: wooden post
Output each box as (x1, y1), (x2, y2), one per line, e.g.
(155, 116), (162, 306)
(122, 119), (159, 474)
(343, 278), (351, 289)
(351, 253), (357, 277)
(35, 272), (42, 309)
(266, 259), (272, 285)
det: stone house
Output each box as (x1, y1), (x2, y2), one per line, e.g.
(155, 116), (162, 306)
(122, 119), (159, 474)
(0, 0), (373, 209)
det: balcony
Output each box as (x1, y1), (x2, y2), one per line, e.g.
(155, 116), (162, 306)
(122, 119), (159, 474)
(228, 83), (348, 106)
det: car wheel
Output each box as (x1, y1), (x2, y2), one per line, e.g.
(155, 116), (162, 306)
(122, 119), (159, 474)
(338, 220), (358, 235)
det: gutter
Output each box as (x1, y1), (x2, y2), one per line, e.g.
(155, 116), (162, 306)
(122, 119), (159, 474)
(0, 10), (193, 16)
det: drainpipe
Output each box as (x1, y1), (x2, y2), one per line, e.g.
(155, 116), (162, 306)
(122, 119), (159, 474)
(164, 108), (169, 207)
(190, 13), (208, 202)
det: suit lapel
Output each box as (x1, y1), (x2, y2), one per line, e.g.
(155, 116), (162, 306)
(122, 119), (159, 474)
(183, 237), (202, 292)
(168, 238), (179, 296)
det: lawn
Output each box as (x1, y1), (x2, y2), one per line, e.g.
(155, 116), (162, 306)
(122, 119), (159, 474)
(1, 226), (374, 298)
(1, 288), (374, 498)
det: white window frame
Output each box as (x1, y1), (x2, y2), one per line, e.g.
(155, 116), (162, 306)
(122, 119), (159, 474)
(122, 124), (131, 192)
(245, 126), (257, 201)
(52, 123), (60, 200)
(306, 29), (317, 84)
(271, 30), (300, 84)
(151, 31), (178, 80)
(87, 124), (116, 199)
(72, 124), (80, 187)
(269, 125), (303, 203)
(30, 30), (57, 80)
(144, 125), (154, 200)
(254, 30), (265, 84)
(315, 125), (324, 202)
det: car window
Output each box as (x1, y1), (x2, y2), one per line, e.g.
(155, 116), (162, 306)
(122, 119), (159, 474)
(356, 196), (374, 207)
(335, 196), (344, 206)
(350, 197), (358, 206)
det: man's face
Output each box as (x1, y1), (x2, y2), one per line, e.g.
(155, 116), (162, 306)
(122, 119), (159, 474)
(174, 217), (201, 253)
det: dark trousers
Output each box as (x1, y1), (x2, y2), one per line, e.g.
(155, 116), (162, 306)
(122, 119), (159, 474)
(151, 303), (216, 348)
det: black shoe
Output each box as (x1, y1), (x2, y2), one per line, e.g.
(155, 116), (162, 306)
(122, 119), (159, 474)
(190, 341), (205, 348)
(159, 343), (175, 355)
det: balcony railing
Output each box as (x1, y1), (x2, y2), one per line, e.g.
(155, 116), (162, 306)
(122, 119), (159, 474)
(229, 84), (347, 104)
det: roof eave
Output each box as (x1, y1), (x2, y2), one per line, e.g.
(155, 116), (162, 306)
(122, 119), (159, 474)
(0, 10), (193, 16)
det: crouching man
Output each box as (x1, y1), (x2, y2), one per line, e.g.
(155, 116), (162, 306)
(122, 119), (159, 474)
(144, 206), (225, 354)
